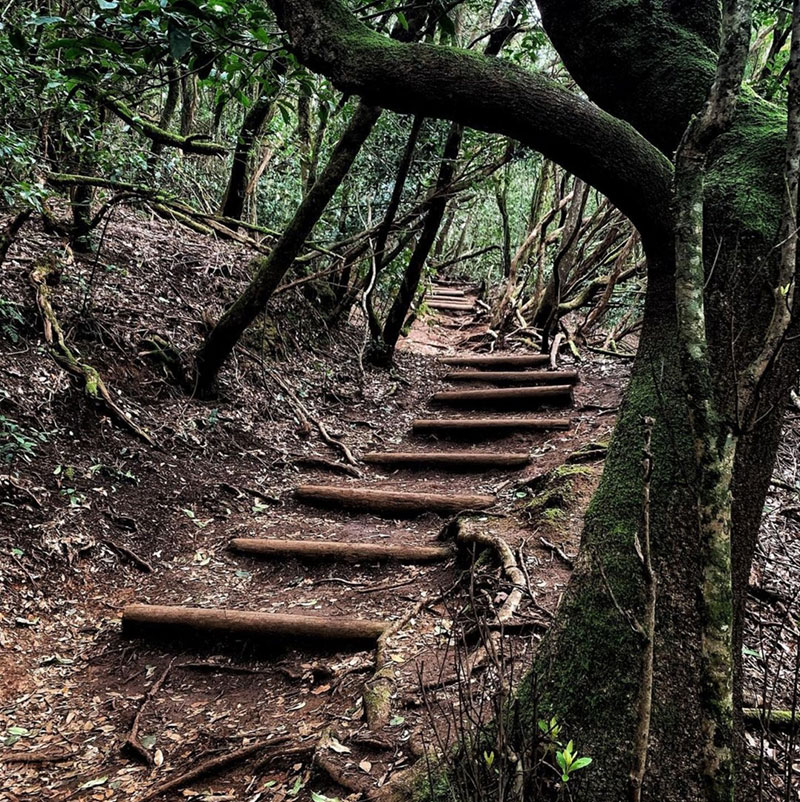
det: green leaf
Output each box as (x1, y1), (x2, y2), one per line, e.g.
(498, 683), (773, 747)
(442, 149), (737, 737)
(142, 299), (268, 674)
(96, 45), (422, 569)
(310, 792), (340, 802)
(31, 16), (65, 25)
(396, 11), (408, 31)
(78, 776), (108, 790)
(8, 26), (30, 51)
(97, 0), (118, 8)
(8, 726), (31, 736)
(168, 23), (192, 59)
(571, 756), (592, 771)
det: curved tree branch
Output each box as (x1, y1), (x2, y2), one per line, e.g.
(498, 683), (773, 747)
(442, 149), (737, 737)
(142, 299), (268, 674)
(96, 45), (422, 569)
(90, 88), (227, 156)
(266, 0), (674, 245)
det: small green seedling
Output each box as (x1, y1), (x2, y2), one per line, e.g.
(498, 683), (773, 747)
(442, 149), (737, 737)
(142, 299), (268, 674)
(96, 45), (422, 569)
(555, 740), (592, 783)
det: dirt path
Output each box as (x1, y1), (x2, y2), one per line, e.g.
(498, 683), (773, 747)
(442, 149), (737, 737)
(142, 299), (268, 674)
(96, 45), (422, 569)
(0, 280), (622, 802)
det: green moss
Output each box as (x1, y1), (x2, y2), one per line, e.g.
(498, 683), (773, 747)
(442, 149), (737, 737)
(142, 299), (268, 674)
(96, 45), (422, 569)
(526, 463), (593, 514)
(554, 463), (594, 480)
(706, 101), (785, 241)
(543, 507), (566, 523)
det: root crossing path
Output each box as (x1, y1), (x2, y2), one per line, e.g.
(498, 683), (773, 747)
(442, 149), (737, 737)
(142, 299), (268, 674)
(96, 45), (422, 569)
(118, 283), (602, 800)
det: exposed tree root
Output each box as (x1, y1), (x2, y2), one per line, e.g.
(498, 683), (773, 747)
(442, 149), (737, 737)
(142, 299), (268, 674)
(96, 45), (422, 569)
(363, 597), (430, 731)
(455, 518), (526, 625)
(30, 257), (155, 446)
(137, 734), (292, 801)
(124, 659), (175, 765)
(314, 730), (373, 794)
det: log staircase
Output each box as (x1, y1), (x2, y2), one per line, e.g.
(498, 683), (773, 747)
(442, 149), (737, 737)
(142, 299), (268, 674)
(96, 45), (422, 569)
(121, 282), (580, 665)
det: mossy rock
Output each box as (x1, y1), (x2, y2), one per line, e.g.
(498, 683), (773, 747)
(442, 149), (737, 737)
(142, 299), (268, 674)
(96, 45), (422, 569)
(524, 463), (594, 512)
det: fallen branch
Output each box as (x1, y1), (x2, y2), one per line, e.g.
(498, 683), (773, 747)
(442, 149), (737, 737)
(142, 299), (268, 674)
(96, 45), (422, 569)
(742, 707), (800, 732)
(237, 346), (358, 466)
(138, 735), (292, 801)
(30, 257), (155, 446)
(124, 658), (175, 765)
(218, 481), (280, 504)
(293, 455), (363, 477)
(102, 539), (153, 573)
(539, 536), (575, 569)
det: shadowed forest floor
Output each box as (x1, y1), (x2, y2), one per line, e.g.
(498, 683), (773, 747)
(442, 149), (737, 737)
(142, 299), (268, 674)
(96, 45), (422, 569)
(0, 213), (798, 801)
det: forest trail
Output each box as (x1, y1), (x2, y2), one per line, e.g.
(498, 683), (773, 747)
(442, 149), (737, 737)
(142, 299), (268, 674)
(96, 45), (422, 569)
(121, 283), (579, 648)
(0, 271), (623, 802)
(106, 283), (597, 799)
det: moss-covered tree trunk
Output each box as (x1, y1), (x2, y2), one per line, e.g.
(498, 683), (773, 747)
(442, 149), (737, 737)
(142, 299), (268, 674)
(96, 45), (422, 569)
(194, 100), (381, 395)
(220, 90), (278, 222)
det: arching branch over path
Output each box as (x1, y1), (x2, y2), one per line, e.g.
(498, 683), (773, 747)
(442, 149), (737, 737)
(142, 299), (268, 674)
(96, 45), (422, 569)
(266, 0), (674, 245)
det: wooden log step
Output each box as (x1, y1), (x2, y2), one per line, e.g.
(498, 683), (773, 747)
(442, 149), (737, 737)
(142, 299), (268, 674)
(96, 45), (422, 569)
(362, 451), (530, 469)
(444, 369), (579, 385)
(431, 385), (574, 407)
(439, 354), (549, 368)
(427, 301), (476, 311)
(412, 417), (571, 435)
(295, 484), (495, 515)
(431, 285), (467, 293)
(429, 289), (466, 298)
(122, 604), (387, 643)
(230, 538), (454, 563)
